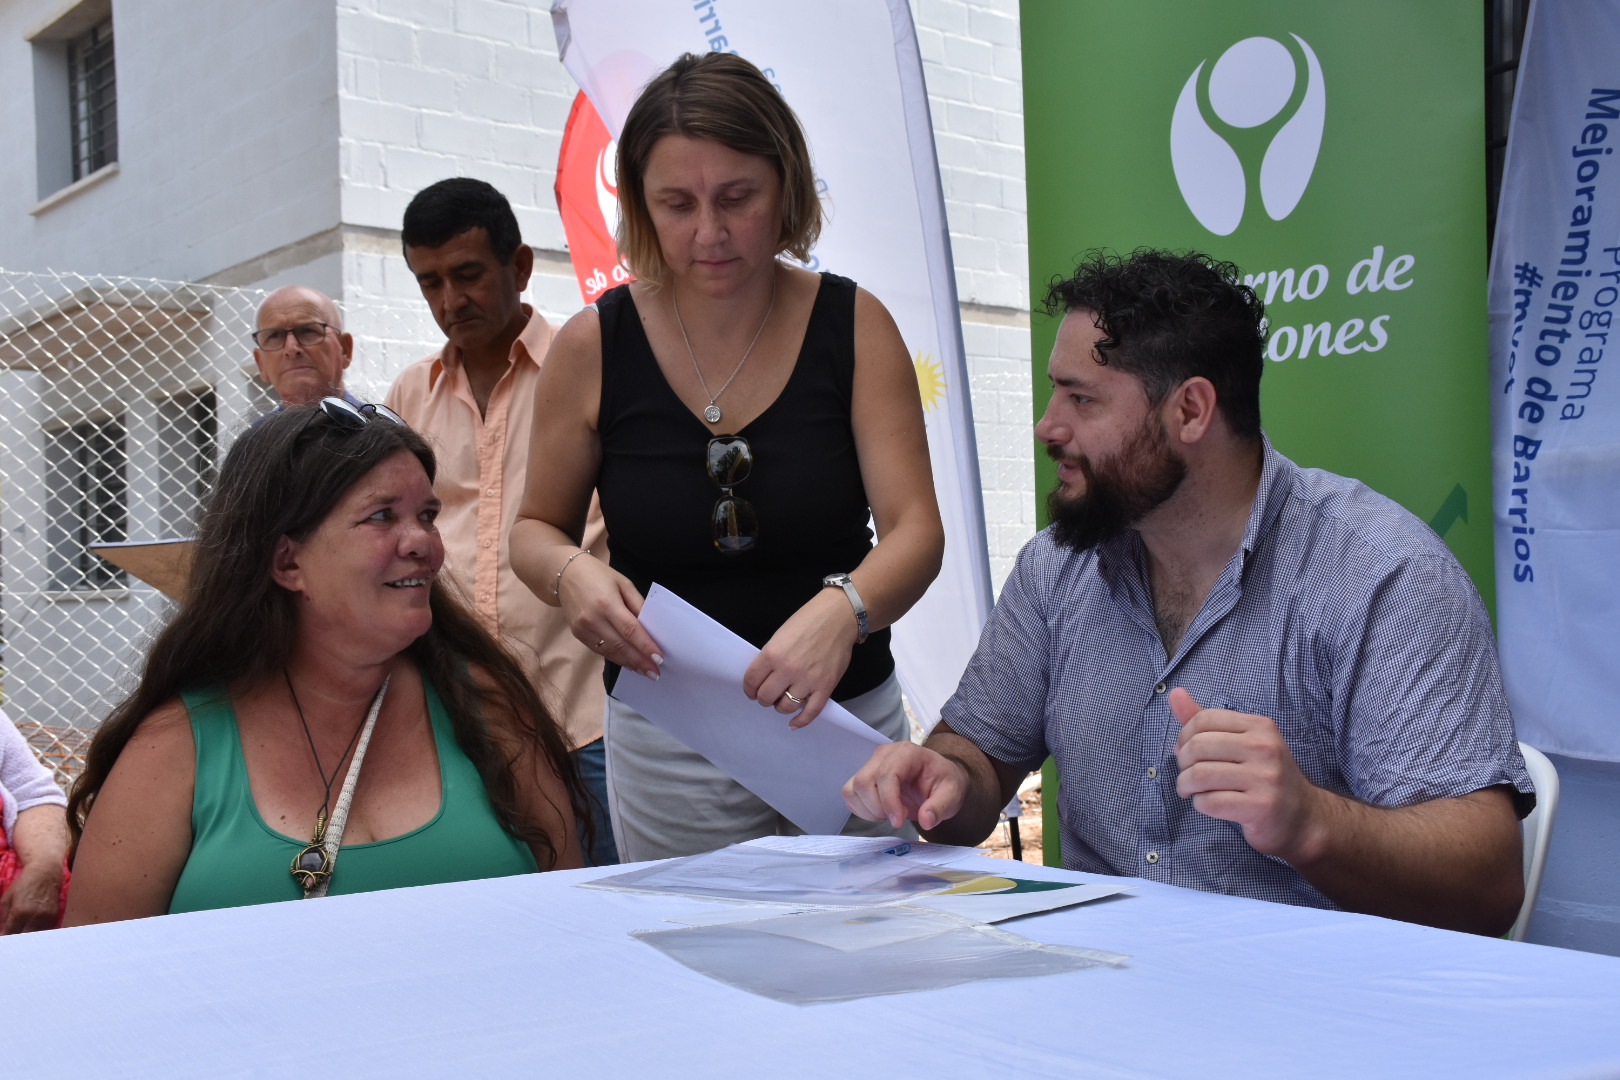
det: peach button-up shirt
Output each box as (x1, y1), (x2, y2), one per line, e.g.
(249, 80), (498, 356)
(386, 306), (607, 748)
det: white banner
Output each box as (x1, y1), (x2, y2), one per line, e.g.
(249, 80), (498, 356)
(1488, 4), (1620, 761)
(551, 0), (994, 726)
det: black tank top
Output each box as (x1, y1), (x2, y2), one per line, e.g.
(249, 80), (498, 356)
(596, 273), (893, 699)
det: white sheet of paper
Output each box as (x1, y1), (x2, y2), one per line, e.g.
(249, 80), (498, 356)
(649, 838), (1133, 926)
(612, 584), (890, 835)
(651, 841), (1134, 926)
(741, 835), (906, 857)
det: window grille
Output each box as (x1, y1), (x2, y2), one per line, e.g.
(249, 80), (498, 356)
(155, 390), (219, 536)
(67, 18), (116, 181)
(44, 417), (129, 591)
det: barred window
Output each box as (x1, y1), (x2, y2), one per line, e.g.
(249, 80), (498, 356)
(29, 0), (118, 200)
(67, 19), (117, 181)
(155, 389), (218, 536)
(45, 417), (129, 591)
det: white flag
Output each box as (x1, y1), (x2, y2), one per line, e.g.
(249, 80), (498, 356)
(552, 0), (994, 726)
(1487, 5), (1620, 761)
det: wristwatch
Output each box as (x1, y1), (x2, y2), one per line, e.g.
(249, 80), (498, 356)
(822, 572), (870, 644)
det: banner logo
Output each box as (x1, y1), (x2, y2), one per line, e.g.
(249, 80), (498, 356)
(913, 352), (946, 411)
(556, 91), (634, 303)
(1171, 34), (1326, 236)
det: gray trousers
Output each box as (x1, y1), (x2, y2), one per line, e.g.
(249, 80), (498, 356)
(604, 673), (916, 862)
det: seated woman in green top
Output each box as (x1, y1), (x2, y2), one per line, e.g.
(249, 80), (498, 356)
(65, 399), (586, 922)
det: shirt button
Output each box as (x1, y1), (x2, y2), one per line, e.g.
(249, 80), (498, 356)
(481, 593), (491, 601)
(482, 539), (492, 548)
(1146, 766), (1158, 779)
(486, 488), (496, 497)
(1154, 682), (1167, 694)
(1145, 851), (1160, 864)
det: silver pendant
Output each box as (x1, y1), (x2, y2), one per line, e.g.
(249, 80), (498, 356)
(704, 404), (723, 424)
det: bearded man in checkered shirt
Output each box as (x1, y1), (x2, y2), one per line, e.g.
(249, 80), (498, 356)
(845, 249), (1533, 935)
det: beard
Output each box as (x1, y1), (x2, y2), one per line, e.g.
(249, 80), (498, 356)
(1046, 413), (1187, 553)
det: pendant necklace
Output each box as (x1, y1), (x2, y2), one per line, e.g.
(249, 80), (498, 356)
(673, 277), (777, 425)
(286, 670), (371, 894)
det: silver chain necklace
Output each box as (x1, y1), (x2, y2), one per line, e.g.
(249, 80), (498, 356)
(672, 277), (777, 425)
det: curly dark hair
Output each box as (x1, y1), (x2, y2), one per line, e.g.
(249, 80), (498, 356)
(68, 405), (587, 868)
(1043, 249), (1267, 441)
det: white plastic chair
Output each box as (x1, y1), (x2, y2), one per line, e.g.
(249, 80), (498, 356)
(1510, 742), (1560, 942)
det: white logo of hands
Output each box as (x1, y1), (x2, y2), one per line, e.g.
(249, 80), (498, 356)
(1171, 35), (1325, 236)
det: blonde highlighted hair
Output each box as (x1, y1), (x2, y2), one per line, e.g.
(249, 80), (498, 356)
(615, 52), (822, 286)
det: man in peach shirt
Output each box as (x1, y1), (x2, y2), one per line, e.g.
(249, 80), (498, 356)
(386, 178), (615, 863)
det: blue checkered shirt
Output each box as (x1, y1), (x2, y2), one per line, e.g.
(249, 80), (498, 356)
(944, 441), (1532, 909)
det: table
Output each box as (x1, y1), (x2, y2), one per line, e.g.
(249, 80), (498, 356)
(6, 853), (1619, 1078)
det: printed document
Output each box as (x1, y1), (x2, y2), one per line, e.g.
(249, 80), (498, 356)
(611, 584), (889, 835)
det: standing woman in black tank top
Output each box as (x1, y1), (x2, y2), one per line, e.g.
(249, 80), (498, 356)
(512, 52), (943, 861)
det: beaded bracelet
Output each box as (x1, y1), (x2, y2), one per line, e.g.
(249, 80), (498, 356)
(553, 548), (593, 599)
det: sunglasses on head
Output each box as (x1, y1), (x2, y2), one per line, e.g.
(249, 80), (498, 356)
(318, 396), (406, 429)
(706, 435), (758, 556)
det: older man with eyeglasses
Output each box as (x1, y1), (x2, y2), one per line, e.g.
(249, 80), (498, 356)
(251, 286), (360, 408)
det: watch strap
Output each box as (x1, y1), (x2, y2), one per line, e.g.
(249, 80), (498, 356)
(823, 573), (870, 644)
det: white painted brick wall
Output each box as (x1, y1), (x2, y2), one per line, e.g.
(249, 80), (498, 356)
(337, 0), (574, 294)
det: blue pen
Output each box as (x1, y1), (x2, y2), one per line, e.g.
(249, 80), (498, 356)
(881, 843), (911, 856)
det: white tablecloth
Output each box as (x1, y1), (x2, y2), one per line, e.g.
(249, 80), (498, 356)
(6, 854), (1618, 1078)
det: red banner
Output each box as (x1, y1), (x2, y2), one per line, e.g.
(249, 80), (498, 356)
(555, 91), (634, 304)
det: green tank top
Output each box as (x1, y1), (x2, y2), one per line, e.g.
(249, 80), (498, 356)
(168, 679), (538, 914)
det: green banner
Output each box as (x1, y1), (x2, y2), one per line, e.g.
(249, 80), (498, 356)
(1020, 2), (1489, 865)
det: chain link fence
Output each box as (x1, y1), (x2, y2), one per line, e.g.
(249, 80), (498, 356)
(0, 267), (443, 784)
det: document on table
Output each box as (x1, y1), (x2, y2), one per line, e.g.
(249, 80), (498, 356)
(589, 834), (1133, 918)
(611, 584), (889, 835)
(587, 835), (987, 906)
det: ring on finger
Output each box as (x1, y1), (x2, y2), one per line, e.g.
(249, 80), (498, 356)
(782, 691), (805, 705)
(596, 638), (607, 649)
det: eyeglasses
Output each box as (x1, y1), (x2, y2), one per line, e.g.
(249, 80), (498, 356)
(318, 396), (406, 429)
(252, 322), (335, 351)
(707, 435), (758, 556)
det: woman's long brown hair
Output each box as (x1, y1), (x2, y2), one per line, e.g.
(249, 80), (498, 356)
(68, 405), (588, 867)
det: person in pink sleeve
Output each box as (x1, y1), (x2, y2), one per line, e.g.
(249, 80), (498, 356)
(0, 706), (70, 933)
